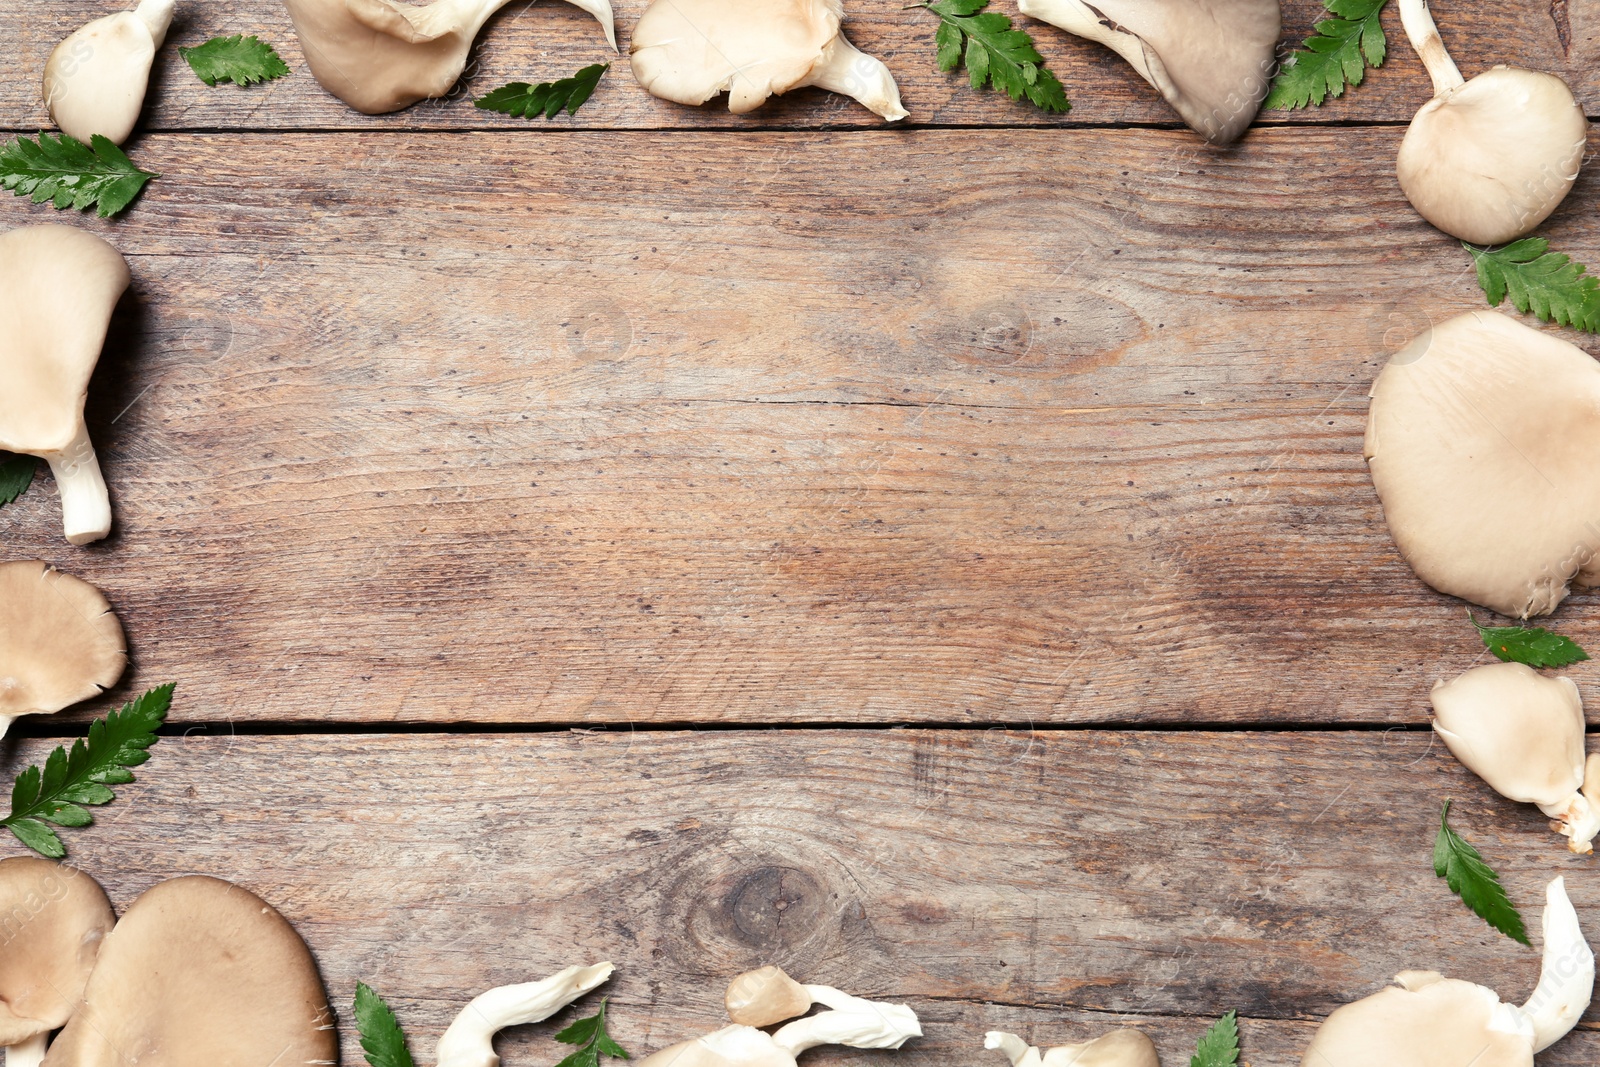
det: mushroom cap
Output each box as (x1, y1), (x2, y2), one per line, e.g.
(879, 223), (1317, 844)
(1017, 0), (1280, 143)
(42, 0), (174, 145)
(1398, 66), (1587, 246)
(726, 965), (814, 1027)
(0, 225), (130, 456)
(629, 0), (845, 114)
(1364, 310), (1600, 618)
(0, 561), (126, 727)
(1431, 662), (1585, 810)
(1300, 972), (1533, 1067)
(639, 1026), (798, 1067)
(43, 876), (337, 1067)
(0, 858), (116, 1047)
(1045, 1031), (1159, 1067)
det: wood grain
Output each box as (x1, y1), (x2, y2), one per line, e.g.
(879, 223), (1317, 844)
(2, 729), (1593, 1066)
(0, 0), (1591, 132)
(5, 126), (1600, 726)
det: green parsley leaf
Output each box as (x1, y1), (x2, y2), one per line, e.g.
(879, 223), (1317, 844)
(476, 64), (610, 119)
(355, 983), (416, 1067)
(1264, 0), (1389, 109)
(0, 453), (37, 507)
(0, 133), (157, 218)
(555, 998), (629, 1067)
(1465, 238), (1600, 332)
(179, 35), (291, 87)
(1433, 800), (1529, 945)
(922, 0), (1070, 114)
(1190, 1010), (1239, 1067)
(2, 684), (173, 858)
(1469, 612), (1589, 668)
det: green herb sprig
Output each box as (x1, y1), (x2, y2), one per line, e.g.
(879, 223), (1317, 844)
(1469, 612), (1588, 669)
(555, 999), (630, 1067)
(1433, 800), (1529, 945)
(477, 64), (610, 119)
(0, 454), (36, 508)
(355, 983), (416, 1067)
(1264, 0), (1389, 110)
(0, 133), (157, 218)
(1466, 239), (1600, 333)
(180, 35), (291, 87)
(922, 0), (1070, 113)
(3, 684), (173, 858)
(1190, 1010), (1239, 1067)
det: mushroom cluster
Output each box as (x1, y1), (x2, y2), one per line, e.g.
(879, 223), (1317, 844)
(0, 862), (337, 1067)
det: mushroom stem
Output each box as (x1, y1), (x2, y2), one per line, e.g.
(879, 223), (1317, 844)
(1397, 0), (1464, 94)
(1016, 0), (1157, 90)
(770, 988), (921, 1056)
(4, 1033), (49, 1067)
(436, 963), (614, 1067)
(403, 0), (616, 50)
(1543, 754), (1600, 854)
(45, 422), (112, 547)
(1522, 877), (1595, 1053)
(133, 0), (176, 44)
(982, 1032), (1037, 1067)
(798, 34), (908, 121)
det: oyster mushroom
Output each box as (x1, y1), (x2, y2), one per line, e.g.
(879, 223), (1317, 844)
(0, 859), (116, 1067)
(1430, 661), (1600, 853)
(42, 0), (175, 145)
(1364, 310), (1600, 618)
(0, 225), (131, 546)
(1395, 0), (1588, 244)
(1300, 877), (1594, 1064)
(284, 0), (617, 115)
(986, 1028), (1159, 1067)
(640, 973), (919, 1067)
(628, 0), (907, 121)
(43, 876), (338, 1067)
(437, 963), (614, 1067)
(1015, 0), (1280, 143)
(0, 561), (126, 740)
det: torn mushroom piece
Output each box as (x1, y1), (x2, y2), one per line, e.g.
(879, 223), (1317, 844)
(0, 225), (131, 546)
(986, 1029), (1159, 1067)
(1395, 0), (1587, 244)
(43, 876), (338, 1067)
(1015, 0), (1279, 143)
(437, 963), (615, 1067)
(628, 0), (907, 121)
(1431, 661), (1600, 853)
(285, 0), (617, 115)
(643, 969), (919, 1067)
(1365, 310), (1600, 618)
(0, 859), (116, 1067)
(1300, 877), (1594, 1065)
(0, 562), (126, 740)
(43, 0), (175, 145)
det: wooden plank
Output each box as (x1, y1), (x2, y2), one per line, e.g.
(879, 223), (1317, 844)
(0, 0), (1590, 131)
(11, 730), (1598, 1065)
(4, 126), (1598, 726)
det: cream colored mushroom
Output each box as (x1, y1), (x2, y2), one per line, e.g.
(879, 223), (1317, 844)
(0, 225), (131, 547)
(641, 974), (919, 1067)
(0, 859), (115, 1067)
(1015, 0), (1279, 143)
(628, 0), (907, 121)
(986, 1028), (1159, 1067)
(1395, 0), (1587, 244)
(43, 0), (175, 145)
(1430, 661), (1600, 853)
(0, 562), (126, 741)
(43, 876), (338, 1067)
(285, 0), (617, 115)
(1300, 877), (1594, 1065)
(1364, 310), (1600, 618)
(437, 963), (614, 1067)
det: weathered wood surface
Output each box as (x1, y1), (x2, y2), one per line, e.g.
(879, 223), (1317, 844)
(0, 0), (1595, 132)
(5, 126), (1600, 725)
(1, 730), (1592, 1066)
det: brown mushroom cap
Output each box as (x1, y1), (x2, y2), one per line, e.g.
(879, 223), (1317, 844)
(1299, 971), (1532, 1067)
(1016, 0), (1280, 143)
(1365, 310), (1600, 618)
(43, 876), (337, 1067)
(0, 562), (126, 735)
(0, 858), (115, 1048)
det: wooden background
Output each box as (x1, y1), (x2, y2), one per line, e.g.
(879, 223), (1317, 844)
(4, 0), (1600, 1063)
